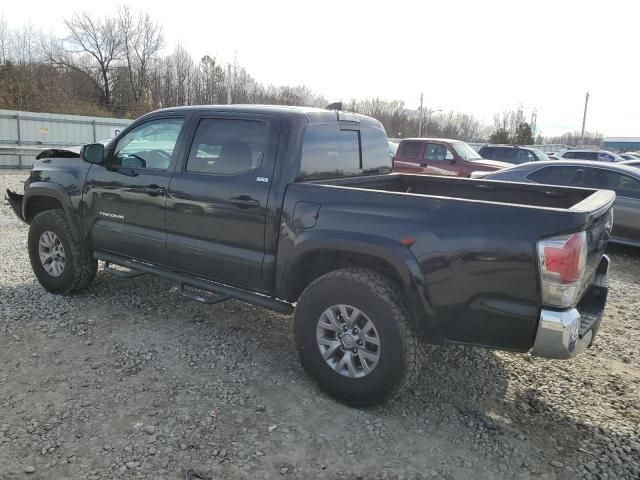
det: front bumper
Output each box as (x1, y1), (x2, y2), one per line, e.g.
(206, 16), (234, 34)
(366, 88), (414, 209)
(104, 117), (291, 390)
(532, 255), (609, 359)
(5, 189), (26, 223)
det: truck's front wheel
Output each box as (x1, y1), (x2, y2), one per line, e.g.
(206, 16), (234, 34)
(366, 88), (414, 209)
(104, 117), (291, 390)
(28, 209), (97, 294)
(294, 268), (424, 406)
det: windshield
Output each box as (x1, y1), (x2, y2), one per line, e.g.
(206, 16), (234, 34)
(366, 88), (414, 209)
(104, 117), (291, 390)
(452, 142), (482, 160)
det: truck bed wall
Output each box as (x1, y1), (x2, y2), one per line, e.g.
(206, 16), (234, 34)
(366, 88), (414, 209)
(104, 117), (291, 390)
(322, 174), (592, 210)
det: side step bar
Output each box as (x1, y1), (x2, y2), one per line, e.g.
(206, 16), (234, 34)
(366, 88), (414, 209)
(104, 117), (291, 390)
(94, 251), (294, 315)
(175, 282), (230, 305)
(104, 261), (145, 279)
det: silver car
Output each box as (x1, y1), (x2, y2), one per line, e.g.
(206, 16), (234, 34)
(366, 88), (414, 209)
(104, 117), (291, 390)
(472, 160), (640, 247)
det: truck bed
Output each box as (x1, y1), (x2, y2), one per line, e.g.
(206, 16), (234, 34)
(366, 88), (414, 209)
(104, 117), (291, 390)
(319, 173), (601, 211)
(281, 172), (614, 351)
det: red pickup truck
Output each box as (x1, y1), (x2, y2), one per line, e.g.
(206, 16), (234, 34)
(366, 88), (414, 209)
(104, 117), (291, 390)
(393, 138), (511, 177)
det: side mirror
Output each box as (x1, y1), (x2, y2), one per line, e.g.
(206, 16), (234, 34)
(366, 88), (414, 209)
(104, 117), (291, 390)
(445, 151), (455, 162)
(81, 143), (105, 164)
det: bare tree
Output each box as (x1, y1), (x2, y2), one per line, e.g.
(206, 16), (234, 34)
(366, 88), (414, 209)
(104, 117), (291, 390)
(58, 12), (123, 106)
(119, 6), (164, 104)
(0, 15), (9, 64)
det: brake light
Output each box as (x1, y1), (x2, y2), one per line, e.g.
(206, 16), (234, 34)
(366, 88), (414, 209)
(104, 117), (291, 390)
(537, 232), (587, 308)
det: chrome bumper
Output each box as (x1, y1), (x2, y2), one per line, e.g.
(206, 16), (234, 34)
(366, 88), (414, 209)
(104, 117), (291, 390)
(532, 255), (609, 359)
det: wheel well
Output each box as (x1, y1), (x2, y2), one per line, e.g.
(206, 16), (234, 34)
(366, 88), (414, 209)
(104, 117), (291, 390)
(25, 196), (63, 222)
(288, 250), (404, 302)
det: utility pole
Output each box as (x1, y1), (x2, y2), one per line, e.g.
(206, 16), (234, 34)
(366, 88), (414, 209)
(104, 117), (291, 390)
(580, 91), (590, 145)
(226, 64), (233, 105)
(418, 93), (424, 137)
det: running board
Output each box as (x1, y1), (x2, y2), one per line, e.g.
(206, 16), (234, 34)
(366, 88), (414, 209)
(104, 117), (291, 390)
(93, 251), (294, 315)
(103, 261), (145, 278)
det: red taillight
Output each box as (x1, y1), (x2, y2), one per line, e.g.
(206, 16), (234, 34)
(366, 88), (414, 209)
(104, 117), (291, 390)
(537, 232), (587, 308)
(543, 233), (584, 283)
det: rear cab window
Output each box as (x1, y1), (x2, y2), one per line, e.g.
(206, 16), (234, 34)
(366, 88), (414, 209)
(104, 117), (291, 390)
(299, 123), (391, 180)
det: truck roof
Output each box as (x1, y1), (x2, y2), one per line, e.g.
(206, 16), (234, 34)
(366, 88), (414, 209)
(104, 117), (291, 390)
(147, 104), (383, 128)
(399, 137), (465, 144)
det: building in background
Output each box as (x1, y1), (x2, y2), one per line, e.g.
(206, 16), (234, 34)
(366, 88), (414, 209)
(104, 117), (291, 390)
(603, 137), (640, 152)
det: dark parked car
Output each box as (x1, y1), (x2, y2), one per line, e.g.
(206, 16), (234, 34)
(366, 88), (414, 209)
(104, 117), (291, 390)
(472, 160), (640, 247)
(6, 105), (614, 406)
(393, 138), (511, 177)
(479, 145), (550, 164)
(619, 153), (640, 161)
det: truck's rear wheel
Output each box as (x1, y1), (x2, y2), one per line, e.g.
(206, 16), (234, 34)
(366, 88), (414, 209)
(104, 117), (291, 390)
(294, 268), (424, 406)
(28, 209), (97, 294)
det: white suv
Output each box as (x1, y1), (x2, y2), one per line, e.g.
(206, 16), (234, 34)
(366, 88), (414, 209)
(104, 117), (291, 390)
(555, 149), (625, 162)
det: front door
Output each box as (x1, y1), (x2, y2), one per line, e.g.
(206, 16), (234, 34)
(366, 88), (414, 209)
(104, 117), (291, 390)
(583, 167), (640, 244)
(420, 142), (461, 176)
(165, 114), (281, 289)
(83, 116), (187, 265)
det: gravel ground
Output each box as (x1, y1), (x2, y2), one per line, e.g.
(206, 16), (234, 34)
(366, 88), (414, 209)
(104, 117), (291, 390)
(1, 170), (639, 480)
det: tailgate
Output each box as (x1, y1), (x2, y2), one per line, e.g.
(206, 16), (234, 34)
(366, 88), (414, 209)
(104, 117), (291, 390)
(570, 189), (615, 282)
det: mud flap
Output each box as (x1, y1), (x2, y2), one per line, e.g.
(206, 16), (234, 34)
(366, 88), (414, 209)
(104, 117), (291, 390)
(5, 189), (26, 223)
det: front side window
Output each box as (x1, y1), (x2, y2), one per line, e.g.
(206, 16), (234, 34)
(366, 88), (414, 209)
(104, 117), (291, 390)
(186, 119), (268, 175)
(423, 143), (448, 161)
(299, 124), (360, 180)
(531, 149), (550, 161)
(113, 118), (184, 170)
(585, 169), (640, 198)
(516, 150), (536, 164)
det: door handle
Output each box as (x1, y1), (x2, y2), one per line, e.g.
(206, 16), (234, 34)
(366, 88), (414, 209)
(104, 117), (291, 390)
(229, 196), (260, 209)
(142, 184), (166, 195)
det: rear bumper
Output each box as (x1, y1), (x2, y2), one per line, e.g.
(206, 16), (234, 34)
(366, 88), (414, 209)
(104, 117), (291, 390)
(5, 189), (26, 223)
(532, 255), (609, 359)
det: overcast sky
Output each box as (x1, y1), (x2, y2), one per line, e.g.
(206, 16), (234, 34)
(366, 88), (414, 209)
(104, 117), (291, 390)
(2, 0), (639, 136)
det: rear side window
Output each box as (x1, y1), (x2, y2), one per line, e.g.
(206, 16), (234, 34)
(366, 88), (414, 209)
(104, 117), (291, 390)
(490, 147), (510, 162)
(399, 141), (421, 160)
(575, 151), (598, 160)
(299, 125), (360, 180)
(527, 166), (586, 186)
(186, 119), (268, 175)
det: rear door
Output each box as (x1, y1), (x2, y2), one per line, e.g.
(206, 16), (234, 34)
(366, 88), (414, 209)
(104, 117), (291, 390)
(165, 113), (281, 289)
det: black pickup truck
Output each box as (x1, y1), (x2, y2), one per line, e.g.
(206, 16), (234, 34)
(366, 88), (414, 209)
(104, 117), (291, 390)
(6, 105), (614, 406)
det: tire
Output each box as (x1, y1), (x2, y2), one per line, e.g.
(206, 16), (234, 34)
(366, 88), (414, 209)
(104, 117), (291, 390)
(294, 267), (424, 406)
(28, 209), (97, 294)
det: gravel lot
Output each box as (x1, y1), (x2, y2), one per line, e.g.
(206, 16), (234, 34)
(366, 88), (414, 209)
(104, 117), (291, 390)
(1, 170), (639, 480)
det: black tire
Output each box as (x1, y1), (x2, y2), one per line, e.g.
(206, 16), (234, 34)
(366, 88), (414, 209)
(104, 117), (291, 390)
(294, 267), (424, 407)
(28, 209), (97, 294)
